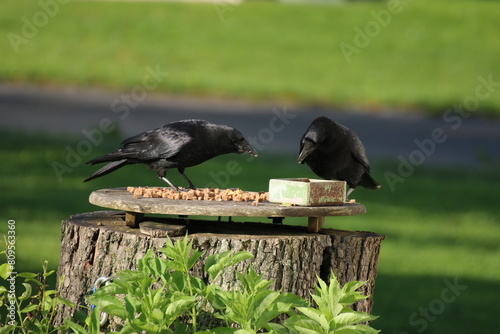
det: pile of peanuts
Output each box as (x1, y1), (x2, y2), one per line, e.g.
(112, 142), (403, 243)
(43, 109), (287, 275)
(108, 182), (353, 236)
(127, 187), (269, 206)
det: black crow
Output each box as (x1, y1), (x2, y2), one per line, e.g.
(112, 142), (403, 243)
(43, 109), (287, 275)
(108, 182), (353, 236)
(298, 116), (380, 197)
(84, 119), (258, 190)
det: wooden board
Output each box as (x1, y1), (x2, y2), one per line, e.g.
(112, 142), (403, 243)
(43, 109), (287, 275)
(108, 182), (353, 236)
(89, 188), (366, 232)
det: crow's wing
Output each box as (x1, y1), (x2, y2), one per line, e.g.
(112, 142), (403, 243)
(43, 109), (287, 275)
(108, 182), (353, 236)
(119, 126), (194, 160)
(344, 128), (371, 171)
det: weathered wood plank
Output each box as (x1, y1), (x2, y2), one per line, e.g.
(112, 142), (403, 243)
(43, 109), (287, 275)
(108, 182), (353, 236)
(89, 188), (366, 218)
(139, 220), (186, 237)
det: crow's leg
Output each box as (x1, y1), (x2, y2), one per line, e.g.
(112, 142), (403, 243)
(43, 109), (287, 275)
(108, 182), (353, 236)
(156, 168), (179, 191)
(346, 187), (356, 199)
(178, 168), (196, 189)
(161, 177), (179, 191)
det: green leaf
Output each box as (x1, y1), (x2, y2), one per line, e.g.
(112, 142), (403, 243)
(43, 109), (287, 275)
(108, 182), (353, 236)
(57, 295), (75, 308)
(187, 248), (204, 271)
(124, 294), (138, 318)
(253, 291), (280, 325)
(296, 307), (329, 331)
(342, 281), (366, 294)
(16, 272), (37, 279)
(287, 317), (325, 334)
(334, 312), (377, 326)
(86, 307), (101, 334)
(44, 289), (58, 297)
(0, 263), (12, 280)
(173, 319), (191, 334)
(102, 277), (133, 295)
(120, 323), (144, 334)
(19, 282), (32, 301)
(16, 272), (40, 285)
(73, 309), (88, 324)
(0, 326), (15, 334)
(43, 269), (56, 278)
(205, 283), (229, 310)
(151, 307), (164, 322)
(151, 286), (165, 307)
(189, 275), (207, 293)
(339, 293), (369, 307)
(236, 268), (272, 294)
(89, 295), (122, 309)
(65, 320), (87, 334)
(102, 304), (130, 319)
(333, 329), (362, 334)
(162, 235), (203, 273)
(342, 324), (380, 334)
(266, 322), (289, 333)
(164, 296), (196, 324)
(205, 250), (232, 278)
(145, 255), (165, 277)
(235, 329), (257, 334)
(20, 304), (38, 313)
(206, 251), (253, 282)
(197, 328), (238, 334)
(170, 270), (187, 292)
(137, 249), (154, 272)
(276, 292), (308, 310)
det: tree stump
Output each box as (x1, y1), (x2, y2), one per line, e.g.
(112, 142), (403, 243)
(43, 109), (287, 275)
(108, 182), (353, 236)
(55, 211), (384, 329)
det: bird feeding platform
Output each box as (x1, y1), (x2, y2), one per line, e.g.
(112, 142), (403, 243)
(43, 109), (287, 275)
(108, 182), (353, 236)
(56, 183), (383, 329)
(88, 186), (366, 233)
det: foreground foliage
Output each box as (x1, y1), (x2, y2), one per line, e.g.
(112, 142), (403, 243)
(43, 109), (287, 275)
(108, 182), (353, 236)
(1, 237), (378, 333)
(0, 253), (72, 334)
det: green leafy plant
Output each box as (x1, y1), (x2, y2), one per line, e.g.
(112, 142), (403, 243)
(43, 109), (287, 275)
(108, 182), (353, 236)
(0, 252), (73, 334)
(1, 236), (379, 333)
(270, 273), (379, 334)
(68, 236), (256, 334)
(71, 236), (378, 334)
(206, 267), (306, 334)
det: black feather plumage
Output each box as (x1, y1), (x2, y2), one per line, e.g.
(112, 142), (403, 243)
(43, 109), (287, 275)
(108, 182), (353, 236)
(85, 119), (257, 190)
(298, 116), (380, 196)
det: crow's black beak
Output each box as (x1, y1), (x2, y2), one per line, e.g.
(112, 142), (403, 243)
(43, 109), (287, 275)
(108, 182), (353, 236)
(297, 141), (315, 164)
(239, 140), (259, 157)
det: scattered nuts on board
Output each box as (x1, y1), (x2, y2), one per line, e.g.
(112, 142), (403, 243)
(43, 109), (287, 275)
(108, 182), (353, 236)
(127, 187), (269, 205)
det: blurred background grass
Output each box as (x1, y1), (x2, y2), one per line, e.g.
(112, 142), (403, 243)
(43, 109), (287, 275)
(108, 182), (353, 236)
(1, 0), (500, 114)
(1, 0), (500, 333)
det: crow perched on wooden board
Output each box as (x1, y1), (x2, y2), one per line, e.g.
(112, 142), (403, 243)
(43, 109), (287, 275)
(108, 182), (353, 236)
(298, 116), (380, 197)
(84, 119), (258, 190)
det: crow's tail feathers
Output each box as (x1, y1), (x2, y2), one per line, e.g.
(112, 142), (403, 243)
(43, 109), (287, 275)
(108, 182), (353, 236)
(84, 159), (128, 182)
(360, 173), (381, 190)
(86, 151), (127, 165)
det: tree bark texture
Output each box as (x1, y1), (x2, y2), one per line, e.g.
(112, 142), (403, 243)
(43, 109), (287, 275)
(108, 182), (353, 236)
(55, 211), (384, 327)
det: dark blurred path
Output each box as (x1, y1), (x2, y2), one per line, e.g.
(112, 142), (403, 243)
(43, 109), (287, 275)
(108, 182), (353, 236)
(1, 83), (499, 167)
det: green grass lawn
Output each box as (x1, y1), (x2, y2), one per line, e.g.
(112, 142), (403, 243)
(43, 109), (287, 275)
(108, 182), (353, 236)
(1, 0), (500, 115)
(1, 130), (499, 333)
